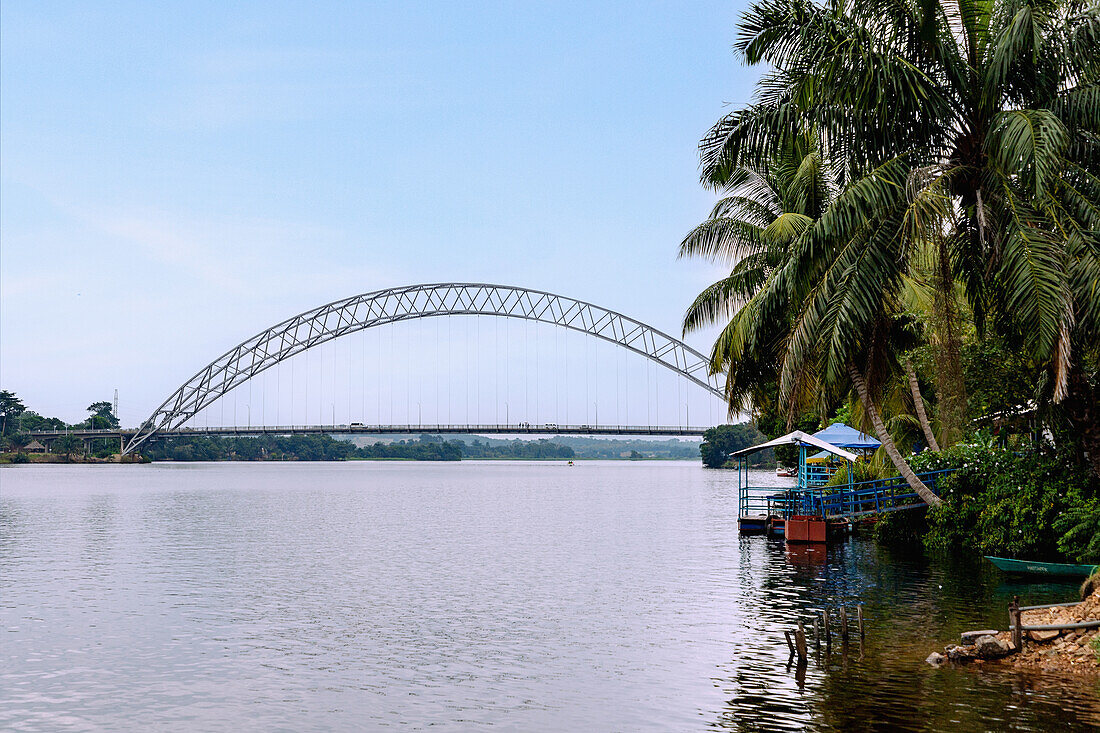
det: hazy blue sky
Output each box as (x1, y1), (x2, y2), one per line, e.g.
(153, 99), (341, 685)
(1, 1), (758, 426)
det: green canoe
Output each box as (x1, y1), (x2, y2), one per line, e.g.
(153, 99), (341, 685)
(985, 556), (1099, 578)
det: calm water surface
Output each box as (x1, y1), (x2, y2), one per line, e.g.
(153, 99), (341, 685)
(2, 461), (1098, 731)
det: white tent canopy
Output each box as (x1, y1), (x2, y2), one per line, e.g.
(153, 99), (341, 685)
(728, 430), (859, 463)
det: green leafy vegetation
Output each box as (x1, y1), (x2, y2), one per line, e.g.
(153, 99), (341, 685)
(681, 0), (1100, 509)
(680, 0), (1100, 569)
(141, 434), (577, 462)
(907, 442), (1095, 561)
(419, 435), (573, 461)
(0, 391), (125, 458)
(0, 390), (26, 437)
(699, 423), (770, 468)
(546, 436), (698, 460)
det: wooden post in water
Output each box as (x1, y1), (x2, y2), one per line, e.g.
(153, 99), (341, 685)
(795, 621), (807, 662)
(840, 607), (849, 645)
(823, 609), (831, 651)
(1010, 596), (1022, 650)
(784, 630), (796, 657)
(813, 615), (821, 651)
(857, 606), (865, 642)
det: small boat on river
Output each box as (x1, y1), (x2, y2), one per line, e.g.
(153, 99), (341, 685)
(985, 556), (1099, 578)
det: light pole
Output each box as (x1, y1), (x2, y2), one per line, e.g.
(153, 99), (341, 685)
(593, 402), (598, 428)
(246, 404), (250, 428)
(505, 401), (509, 427)
(417, 402), (422, 429)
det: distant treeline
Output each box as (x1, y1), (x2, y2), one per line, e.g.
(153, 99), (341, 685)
(456, 438), (574, 460)
(142, 434), (575, 462)
(396, 434), (701, 460)
(545, 436), (698, 460)
(699, 424), (773, 468)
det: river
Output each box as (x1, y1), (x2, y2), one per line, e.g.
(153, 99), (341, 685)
(2, 461), (1098, 731)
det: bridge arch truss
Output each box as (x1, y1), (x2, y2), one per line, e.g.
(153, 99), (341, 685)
(124, 283), (724, 454)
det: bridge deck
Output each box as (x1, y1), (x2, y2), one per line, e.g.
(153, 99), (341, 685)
(27, 423), (708, 441)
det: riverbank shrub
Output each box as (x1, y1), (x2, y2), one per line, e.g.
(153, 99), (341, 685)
(909, 442), (1094, 561)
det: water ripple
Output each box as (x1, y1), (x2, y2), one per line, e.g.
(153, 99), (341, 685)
(1, 462), (1097, 731)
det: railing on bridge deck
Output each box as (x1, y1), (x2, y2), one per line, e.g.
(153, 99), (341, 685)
(738, 468), (955, 521)
(26, 423), (710, 440)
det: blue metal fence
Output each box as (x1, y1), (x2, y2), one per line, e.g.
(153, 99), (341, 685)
(796, 468), (954, 518)
(737, 467), (954, 520)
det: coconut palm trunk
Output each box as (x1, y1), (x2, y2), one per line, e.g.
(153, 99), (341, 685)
(848, 363), (941, 506)
(904, 359), (940, 452)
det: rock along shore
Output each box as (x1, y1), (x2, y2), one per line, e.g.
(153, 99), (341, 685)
(927, 587), (1100, 675)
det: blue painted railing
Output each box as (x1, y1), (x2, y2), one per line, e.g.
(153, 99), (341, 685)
(796, 469), (954, 518)
(738, 468), (954, 520)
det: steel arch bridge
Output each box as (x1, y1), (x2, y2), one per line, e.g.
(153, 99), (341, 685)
(124, 283), (725, 455)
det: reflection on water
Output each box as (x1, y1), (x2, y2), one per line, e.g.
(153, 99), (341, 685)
(1, 462), (1097, 731)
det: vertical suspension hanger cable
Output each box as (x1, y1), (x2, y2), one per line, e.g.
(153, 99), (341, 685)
(585, 330), (589, 425)
(347, 334), (351, 426)
(409, 316), (413, 424)
(376, 325), (381, 426)
(361, 327), (365, 424)
(655, 355), (660, 428)
(448, 315), (453, 426)
(494, 316), (498, 426)
(464, 316), (469, 426)
(418, 319), (423, 428)
(390, 325), (394, 425)
(535, 320), (539, 425)
(435, 316), (439, 427)
(503, 316), (508, 426)
(524, 317), (528, 423)
(476, 314), (480, 426)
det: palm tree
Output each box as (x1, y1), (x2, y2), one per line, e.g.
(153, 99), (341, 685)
(682, 131), (948, 503)
(53, 434), (81, 461)
(702, 0), (1099, 457)
(683, 109), (955, 500)
(0, 390), (26, 437)
(680, 130), (832, 414)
